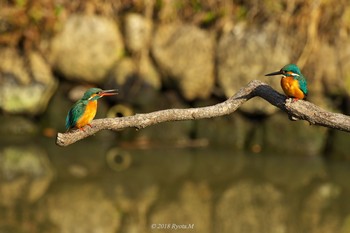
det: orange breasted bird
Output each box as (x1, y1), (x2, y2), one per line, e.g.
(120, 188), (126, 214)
(65, 88), (117, 131)
(265, 64), (308, 101)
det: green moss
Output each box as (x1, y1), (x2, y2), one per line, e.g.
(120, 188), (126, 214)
(190, 0), (202, 12)
(29, 6), (44, 23)
(54, 4), (64, 16)
(235, 6), (248, 21)
(202, 11), (217, 24)
(15, 0), (26, 7)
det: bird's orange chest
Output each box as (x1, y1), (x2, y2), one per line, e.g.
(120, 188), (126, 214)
(281, 76), (305, 99)
(76, 100), (97, 128)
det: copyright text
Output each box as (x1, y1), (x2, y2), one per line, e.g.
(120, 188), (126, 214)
(150, 223), (195, 230)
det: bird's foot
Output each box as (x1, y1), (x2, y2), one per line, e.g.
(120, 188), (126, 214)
(286, 98), (299, 104)
(77, 124), (93, 132)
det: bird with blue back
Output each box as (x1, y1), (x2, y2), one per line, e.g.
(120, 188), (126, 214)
(265, 64), (308, 101)
(65, 88), (117, 131)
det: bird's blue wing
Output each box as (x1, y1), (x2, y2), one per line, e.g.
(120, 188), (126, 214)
(65, 101), (87, 130)
(297, 77), (308, 96)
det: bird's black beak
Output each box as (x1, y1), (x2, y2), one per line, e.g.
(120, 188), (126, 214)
(99, 89), (118, 97)
(265, 70), (283, 76)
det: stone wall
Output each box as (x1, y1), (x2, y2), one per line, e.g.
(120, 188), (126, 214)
(0, 0), (349, 156)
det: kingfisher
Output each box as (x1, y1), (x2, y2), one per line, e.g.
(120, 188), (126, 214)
(265, 64), (308, 101)
(65, 88), (117, 131)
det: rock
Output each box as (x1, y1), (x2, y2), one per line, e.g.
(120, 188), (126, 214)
(112, 58), (137, 86)
(139, 55), (162, 89)
(216, 181), (286, 233)
(47, 184), (121, 233)
(110, 56), (161, 90)
(113, 13), (161, 92)
(0, 146), (54, 207)
(41, 84), (77, 131)
(308, 44), (340, 96)
(152, 23), (215, 100)
(336, 41), (350, 96)
(0, 48), (57, 114)
(107, 57), (161, 109)
(50, 14), (123, 83)
(0, 48), (30, 85)
(217, 23), (290, 114)
(150, 182), (211, 233)
(302, 44), (339, 110)
(124, 13), (153, 53)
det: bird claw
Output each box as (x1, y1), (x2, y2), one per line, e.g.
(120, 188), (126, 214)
(285, 98), (299, 104)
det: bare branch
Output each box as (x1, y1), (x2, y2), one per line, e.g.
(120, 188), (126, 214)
(56, 80), (350, 146)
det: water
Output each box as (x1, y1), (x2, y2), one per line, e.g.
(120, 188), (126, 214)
(1, 136), (350, 233)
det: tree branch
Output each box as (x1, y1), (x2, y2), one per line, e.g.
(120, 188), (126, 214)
(56, 80), (350, 146)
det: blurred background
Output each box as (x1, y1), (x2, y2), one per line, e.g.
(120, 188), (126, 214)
(1, 0), (350, 232)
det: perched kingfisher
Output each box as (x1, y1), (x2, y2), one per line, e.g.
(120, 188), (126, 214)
(265, 64), (308, 101)
(65, 88), (117, 131)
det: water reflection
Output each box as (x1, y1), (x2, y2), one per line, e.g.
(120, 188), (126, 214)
(1, 140), (350, 233)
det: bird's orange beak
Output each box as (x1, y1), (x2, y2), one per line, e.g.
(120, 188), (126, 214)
(98, 89), (118, 97)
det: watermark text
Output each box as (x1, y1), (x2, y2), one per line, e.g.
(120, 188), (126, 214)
(150, 223), (195, 230)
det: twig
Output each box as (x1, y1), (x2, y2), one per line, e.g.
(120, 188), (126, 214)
(56, 80), (350, 146)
